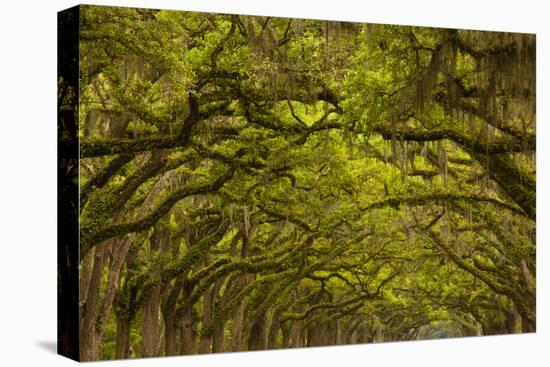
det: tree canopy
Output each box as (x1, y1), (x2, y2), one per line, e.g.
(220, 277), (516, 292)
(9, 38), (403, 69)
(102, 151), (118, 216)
(76, 5), (535, 361)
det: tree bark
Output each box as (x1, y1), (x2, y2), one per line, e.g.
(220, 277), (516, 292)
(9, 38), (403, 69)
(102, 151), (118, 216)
(198, 283), (214, 353)
(115, 316), (132, 359)
(212, 321), (226, 353)
(180, 306), (197, 354)
(267, 308), (282, 349)
(209, 278), (226, 353)
(247, 314), (267, 350)
(162, 280), (183, 356)
(96, 238), (132, 341)
(231, 300), (246, 351)
(290, 321), (303, 348)
(281, 324), (290, 348)
(79, 249), (94, 306)
(141, 287), (162, 357)
(335, 319), (342, 345)
(80, 242), (111, 361)
(141, 223), (170, 357)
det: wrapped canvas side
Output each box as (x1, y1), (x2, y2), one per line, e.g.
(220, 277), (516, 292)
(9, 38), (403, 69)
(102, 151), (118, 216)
(57, 5), (80, 362)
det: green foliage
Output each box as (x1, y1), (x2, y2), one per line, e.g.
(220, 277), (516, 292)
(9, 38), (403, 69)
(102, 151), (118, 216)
(76, 6), (535, 360)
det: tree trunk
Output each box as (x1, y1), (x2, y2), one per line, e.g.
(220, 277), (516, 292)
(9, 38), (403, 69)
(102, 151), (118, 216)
(163, 310), (178, 356)
(247, 314), (267, 350)
(267, 308), (282, 349)
(163, 299), (179, 356)
(114, 248), (138, 360)
(115, 316), (131, 359)
(211, 275), (241, 353)
(231, 221), (252, 352)
(80, 242), (110, 361)
(141, 223), (169, 357)
(521, 315), (536, 332)
(290, 321), (303, 348)
(180, 305), (197, 355)
(162, 279), (183, 356)
(141, 286), (162, 357)
(231, 301), (246, 351)
(335, 319), (342, 345)
(307, 324), (318, 347)
(96, 238), (131, 342)
(198, 285), (214, 353)
(79, 249), (94, 306)
(212, 321), (226, 353)
(281, 324), (290, 348)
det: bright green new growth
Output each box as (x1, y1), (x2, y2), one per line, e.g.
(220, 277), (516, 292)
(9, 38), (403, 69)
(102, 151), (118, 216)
(76, 5), (535, 361)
